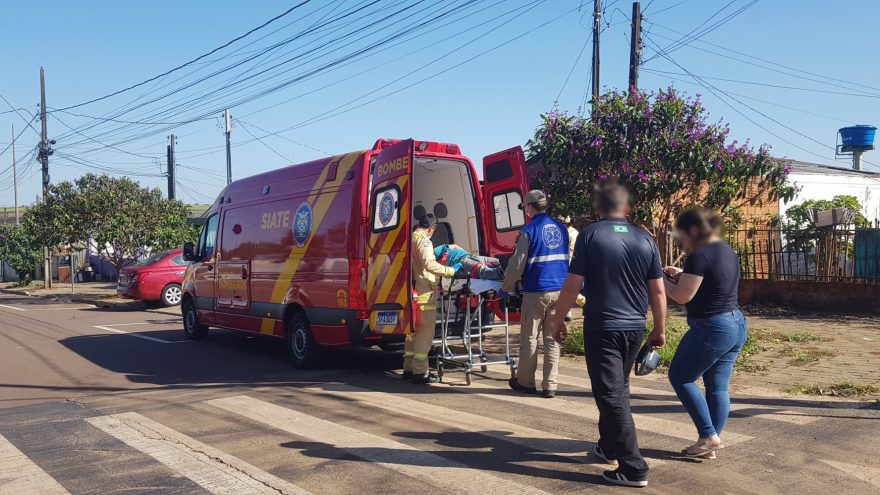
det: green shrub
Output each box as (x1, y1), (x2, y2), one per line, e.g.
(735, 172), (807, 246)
(562, 325), (585, 355)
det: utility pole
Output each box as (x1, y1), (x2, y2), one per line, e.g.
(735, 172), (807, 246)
(167, 135), (176, 200)
(11, 125), (18, 225)
(591, 0), (601, 117)
(38, 67), (53, 289)
(224, 110), (233, 185)
(628, 2), (642, 91)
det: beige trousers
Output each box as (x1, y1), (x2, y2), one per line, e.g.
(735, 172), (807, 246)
(404, 290), (437, 375)
(516, 291), (561, 391)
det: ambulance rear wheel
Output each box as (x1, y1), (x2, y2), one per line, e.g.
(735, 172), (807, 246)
(287, 312), (320, 369)
(182, 299), (208, 340)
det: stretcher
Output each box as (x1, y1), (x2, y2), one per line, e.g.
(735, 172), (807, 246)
(433, 278), (517, 385)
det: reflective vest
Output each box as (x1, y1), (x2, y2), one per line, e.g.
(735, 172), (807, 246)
(520, 213), (569, 293)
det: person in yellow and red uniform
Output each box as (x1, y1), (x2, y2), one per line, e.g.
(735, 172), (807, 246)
(404, 214), (461, 384)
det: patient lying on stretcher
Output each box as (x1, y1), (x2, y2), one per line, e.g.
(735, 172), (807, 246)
(434, 244), (504, 280)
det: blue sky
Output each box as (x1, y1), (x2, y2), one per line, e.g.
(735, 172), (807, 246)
(1, 0), (879, 206)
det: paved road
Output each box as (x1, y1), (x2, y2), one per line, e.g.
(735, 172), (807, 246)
(0, 292), (878, 494)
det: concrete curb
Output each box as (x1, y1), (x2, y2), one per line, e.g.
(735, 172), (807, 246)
(0, 288), (33, 296)
(70, 297), (147, 311)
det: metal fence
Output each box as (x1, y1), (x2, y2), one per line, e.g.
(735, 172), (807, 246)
(723, 227), (880, 284)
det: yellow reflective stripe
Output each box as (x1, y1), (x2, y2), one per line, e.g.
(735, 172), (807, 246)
(415, 293), (431, 304)
(420, 305), (436, 311)
(413, 353), (429, 360)
(404, 351), (415, 357)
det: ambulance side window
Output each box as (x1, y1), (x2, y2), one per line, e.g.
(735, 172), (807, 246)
(199, 214), (220, 259)
(372, 185), (400, 233)
(493, 191), (525, 231)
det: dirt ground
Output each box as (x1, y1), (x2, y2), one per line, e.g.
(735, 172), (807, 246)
(484, 306), (880, 400)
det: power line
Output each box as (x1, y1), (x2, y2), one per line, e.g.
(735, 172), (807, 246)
(243, 0), (565, 139)
(50, 0), (436, 154)
(52, 0), (392, 145)
(645, 0), (759, 64)
(235, 119), (330, 155)
(0, 93), (41, 136)
(56, 0), (313, 111)
(642, 22), (880, 96)
(642, 69), (880, 98)
(642, 34), (845, 166)
(555, 31), (592, 102)
(50, 113), (161, 160)
(641, 69), (855, 124)
(236, 120), (294, 163)
(644, 0), (693, 16)
(54, 0), (508, 158)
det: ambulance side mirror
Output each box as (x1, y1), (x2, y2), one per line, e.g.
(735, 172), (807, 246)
(182, 242), (197, 262)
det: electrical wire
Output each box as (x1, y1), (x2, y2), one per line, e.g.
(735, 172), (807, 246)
(54, 0), (501, 158)
(642, 34), (848, 166)
(236, 120), (294, 163)
(644, 0), (759, 64)
(555, 31), (592, 102)
(56, 0), (313, 111)
(642, 69), (880, 99)
(642, 23), (880, 97)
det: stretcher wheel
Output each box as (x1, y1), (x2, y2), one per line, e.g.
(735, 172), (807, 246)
(479, 355), (488, 373)
(465, 372), (472, 386)
(509, 360), (517, 379)
(437, 363), (445, 381)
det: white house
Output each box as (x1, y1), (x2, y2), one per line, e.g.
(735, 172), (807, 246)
(781, 160), (880, 225)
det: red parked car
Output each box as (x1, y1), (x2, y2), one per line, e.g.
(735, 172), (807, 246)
(118, 249), (189, 307)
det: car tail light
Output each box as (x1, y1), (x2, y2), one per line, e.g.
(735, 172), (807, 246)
(348, 259), (368, 310)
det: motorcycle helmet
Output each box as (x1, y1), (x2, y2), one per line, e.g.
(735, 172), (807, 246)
(634, 343), (661, 376)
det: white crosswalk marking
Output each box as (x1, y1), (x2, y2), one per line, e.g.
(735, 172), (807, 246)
(820, 459), (880, 489)
(209, 395), (552, 495)
(458, 381), (753, 445)
(0, 433), (70, 495)
(86, 412), (312, 495)
(294, 382), (663, 465)
(553, 372), (821, 425)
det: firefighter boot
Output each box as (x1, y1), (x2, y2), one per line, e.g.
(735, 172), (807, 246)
(412, 372), (441, 384)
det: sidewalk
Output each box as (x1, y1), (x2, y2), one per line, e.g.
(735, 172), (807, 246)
(0, 281), (145, 310)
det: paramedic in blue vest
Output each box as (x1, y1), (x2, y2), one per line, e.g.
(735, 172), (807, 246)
(501, 190), (569, 399)
(405, 214), (461, 385)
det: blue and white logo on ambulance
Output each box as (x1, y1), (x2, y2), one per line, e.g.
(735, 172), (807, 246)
(293, 201), (313, 247)
(378, 191), (395, 226)
(542, 223), (563, 249)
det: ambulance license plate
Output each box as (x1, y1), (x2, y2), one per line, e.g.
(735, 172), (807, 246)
(376, 311), (398, 326)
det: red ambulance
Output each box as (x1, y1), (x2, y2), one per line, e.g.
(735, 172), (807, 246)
(181, 138), (530, 367)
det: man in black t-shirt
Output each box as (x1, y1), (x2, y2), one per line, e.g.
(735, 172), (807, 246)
(552, 184), (667, 488)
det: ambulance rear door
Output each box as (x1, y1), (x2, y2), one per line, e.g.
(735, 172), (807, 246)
(365, 139), (414, 335)
(482, 146), (529, 258)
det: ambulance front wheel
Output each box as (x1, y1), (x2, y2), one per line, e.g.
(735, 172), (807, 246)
(287, 312), (321, 369)
(182, 298), (208, 340)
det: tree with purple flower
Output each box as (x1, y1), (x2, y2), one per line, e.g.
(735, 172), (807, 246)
(527, 87), (796, 260)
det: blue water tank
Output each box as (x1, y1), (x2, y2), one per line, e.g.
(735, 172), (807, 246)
(839, 125), (876, 148)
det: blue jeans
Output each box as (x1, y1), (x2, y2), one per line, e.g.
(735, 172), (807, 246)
(668, 310), (748, 438)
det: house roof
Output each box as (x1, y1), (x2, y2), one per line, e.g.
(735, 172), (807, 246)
(786, 160), (880, 177)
